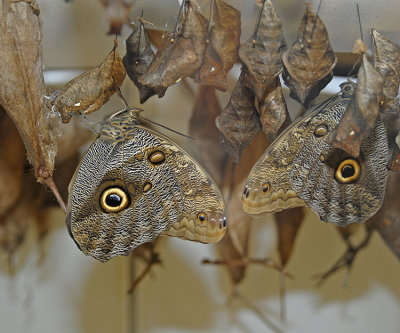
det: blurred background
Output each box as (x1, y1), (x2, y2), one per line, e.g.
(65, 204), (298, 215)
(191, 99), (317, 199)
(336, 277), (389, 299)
(0, 0), (399, 332)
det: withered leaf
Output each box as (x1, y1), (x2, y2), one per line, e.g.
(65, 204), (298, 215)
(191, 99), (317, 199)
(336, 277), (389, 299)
(239, 0), (287, 101)
(98, 0), (133, 35)
(0, 0), (62, 207)
(332, 55), (385, 157)
(372, 29), (400, 114)
(273, 207), (305, 267)
(51, 40), (126, 123)
(0, 108), (25, 217)
(139, 1), (207, 97)
(123, 21), (158, 103)
(193, 0), (241, 91)
(215, 72), (260, 162)
(188, 85), (227, 184)
(282, 2), (336, 107)
(369, 172), (400, 259)
(258, 77), (290, 141)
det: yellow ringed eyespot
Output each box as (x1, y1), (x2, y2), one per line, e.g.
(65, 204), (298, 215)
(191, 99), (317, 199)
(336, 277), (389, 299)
(100, 187), (129, 213)
(335, 159), (361, 184)
(262, 183), (270, 193)
(197, 213), (207, 222)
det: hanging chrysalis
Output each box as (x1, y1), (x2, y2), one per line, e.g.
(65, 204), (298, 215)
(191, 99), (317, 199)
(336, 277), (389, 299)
(139, 0), (207, 97)
(282, 2), (336, 107)
(51, 40), (126, 123)
(371, 29), (400, 114)
(332, 55), (385, 157)
(193, 0), (241, 91)
(239, 0), (287, 100)
(239, 0), (289, 141)
(123, 19), (159, 103)
(215, 73), (260, 162)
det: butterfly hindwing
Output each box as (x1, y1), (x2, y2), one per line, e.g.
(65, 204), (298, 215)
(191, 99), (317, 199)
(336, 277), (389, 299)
(66, 110), (227, 262)
(243, 81), (389, 226)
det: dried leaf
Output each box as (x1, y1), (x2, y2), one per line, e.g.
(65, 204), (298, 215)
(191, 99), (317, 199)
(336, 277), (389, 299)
(0, 109), (25, 216)
(274, 207), (305, 267)
(0, 0), (62, 206)
(215, 72), (260, 162)
(372, 29), (400, 114)
(258, 77), (290, 141)
(194, 0), (241, 91)
(98, 0), (133, 35)
(51, 40), (126, 123)
(139, 1), (207, 97)
(239, 0), (287, 101)
(332, 56), (385, 157)
(369, 172), (400, 259)
(188, 85), (227, 184)
(282, 2), (337, 107)
(123, 21), (158, 103)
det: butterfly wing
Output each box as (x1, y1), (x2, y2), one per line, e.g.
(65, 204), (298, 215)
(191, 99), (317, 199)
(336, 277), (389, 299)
(66, 115), (227, 262)
(243, 82), (389, 226)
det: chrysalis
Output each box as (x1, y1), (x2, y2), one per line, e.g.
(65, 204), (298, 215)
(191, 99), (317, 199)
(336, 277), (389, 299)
(215, 73), (260, 162)
(372, 29), (400, 114)
(332, 55), (385, 157)
(123, 20), (159, 103)
(193, 0), (241, 91)
(51, 40), (126, 123)
(282, 2), (336, 108)
(139, 0), (207, 97)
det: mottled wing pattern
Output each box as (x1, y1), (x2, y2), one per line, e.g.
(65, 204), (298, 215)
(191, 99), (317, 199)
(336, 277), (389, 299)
(243, 82), (389, 226)
(67, 111), (226, 262)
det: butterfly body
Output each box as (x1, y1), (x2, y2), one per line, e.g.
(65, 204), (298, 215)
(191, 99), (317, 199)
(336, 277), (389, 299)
(243, 82), (389, 226)
(66, 110), (227, 262)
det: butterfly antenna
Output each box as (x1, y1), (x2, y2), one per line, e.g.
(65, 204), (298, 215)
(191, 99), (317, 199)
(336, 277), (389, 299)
(141, 115), (196, 140)
(252, 0), (266, 47)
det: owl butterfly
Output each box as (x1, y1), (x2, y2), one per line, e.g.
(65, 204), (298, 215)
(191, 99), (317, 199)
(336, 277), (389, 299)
(242, 81), (389, 226)
(66, 108), (227, 262)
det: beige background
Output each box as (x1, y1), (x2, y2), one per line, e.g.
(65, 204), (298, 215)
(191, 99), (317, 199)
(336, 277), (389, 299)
(0, 0), (399, 332)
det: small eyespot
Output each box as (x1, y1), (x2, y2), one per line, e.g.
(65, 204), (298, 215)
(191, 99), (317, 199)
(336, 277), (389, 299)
(143, 182), (152, 193)
(148, 150), (165, 165)
(314, 124), (328, 137)
(262, 183), (270, 193)
(335, 159), (361, 184)
(100, 187), (129, 213)
(197, 213), (207, 222)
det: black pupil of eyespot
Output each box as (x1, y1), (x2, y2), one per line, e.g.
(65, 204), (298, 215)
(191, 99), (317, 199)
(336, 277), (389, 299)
(342, 164), (355, 178)
(199, 214), (205, 221)
(106, 193), (122, 207)
(263, 185), (269, 192)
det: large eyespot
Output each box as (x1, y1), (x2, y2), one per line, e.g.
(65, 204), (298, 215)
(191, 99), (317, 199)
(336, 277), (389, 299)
(314, 124), (328, 137)
(100, 187), (129, 213)
(262, 183), (270, 193)
(148, 150), (165, 165)
(197, 213), (207, 222)
(335, 159), (361, 184)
